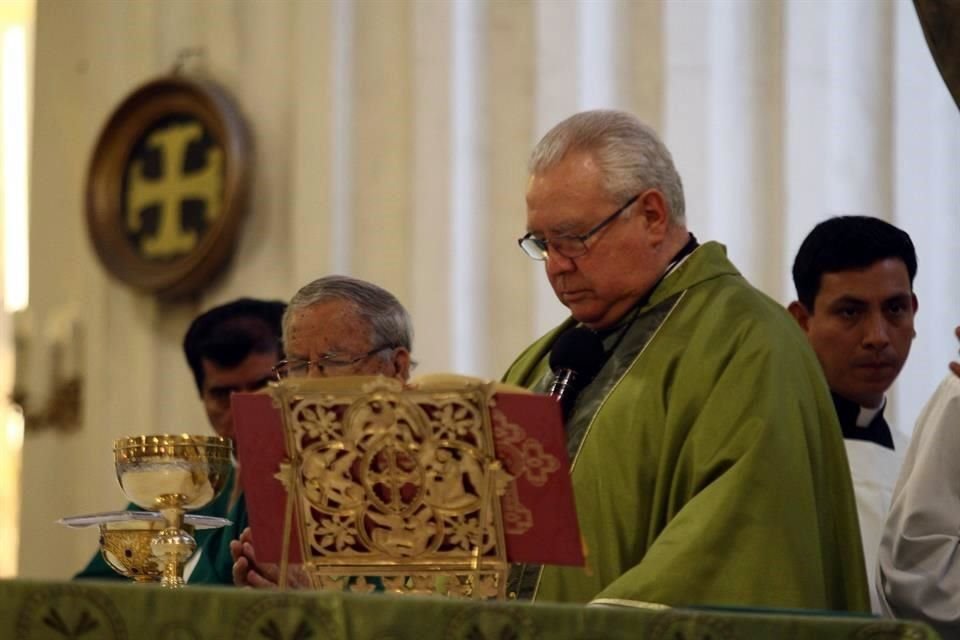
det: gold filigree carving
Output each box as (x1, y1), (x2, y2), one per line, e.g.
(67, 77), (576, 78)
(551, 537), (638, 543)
(99, 528), (162, 582)
(270, 377), (512, 599)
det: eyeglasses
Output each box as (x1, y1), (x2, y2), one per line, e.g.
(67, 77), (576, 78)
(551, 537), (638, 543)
(517, 193), (641, 261)
(272, 346), (394, 380)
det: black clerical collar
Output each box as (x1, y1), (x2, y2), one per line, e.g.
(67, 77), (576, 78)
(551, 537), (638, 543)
(669, 232), (700, 271)
(831, 392), (895, 450)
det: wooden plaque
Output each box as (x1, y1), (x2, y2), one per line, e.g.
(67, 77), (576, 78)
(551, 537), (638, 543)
(86, 76), (251, 298)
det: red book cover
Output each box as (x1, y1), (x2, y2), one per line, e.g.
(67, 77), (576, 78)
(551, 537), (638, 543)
(231, 387), (583, 567)
(489, 392), (584, 566)
(231, 392), (301, 563)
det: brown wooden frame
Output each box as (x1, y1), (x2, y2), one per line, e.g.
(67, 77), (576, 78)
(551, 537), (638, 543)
(86, 76), (252, 298)
(914, 0), (960, 111)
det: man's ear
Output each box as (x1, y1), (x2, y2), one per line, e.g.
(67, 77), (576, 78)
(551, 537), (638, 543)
(787, 301), (811, 332)
(392, 348), (412, 382)
(638, 189), (670, 240)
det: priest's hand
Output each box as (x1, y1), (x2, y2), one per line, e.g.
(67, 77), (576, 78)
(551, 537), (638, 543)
(230, 527), (275, 587)
(229, 527), (311, 589)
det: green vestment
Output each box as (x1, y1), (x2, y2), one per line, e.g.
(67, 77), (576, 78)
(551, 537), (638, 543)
(502, 242), (869, 612)
(186, 493), (248, 585)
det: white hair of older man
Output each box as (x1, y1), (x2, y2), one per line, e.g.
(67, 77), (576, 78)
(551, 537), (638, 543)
(528, 109), (686, 225)
(282, 274), (414, 361)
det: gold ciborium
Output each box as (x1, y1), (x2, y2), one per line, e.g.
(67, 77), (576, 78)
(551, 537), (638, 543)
(59, 510), (232, 583)
(99, 519), (196, 583)
(114, 434), (232, 587)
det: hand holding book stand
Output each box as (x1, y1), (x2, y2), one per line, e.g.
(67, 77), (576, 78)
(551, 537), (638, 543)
(232, 375), (583, 600)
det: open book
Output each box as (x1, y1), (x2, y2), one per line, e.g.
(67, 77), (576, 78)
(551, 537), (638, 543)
(231, 374), (583, 568)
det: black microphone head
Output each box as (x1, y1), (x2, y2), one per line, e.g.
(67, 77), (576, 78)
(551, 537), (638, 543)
(549, 326), (607, 381)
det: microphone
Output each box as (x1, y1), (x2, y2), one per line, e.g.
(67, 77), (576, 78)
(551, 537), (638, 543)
(548, 326), (607, 420)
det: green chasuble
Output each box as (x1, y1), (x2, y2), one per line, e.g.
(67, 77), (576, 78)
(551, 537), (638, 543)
(503, 242), (869, 612)
(186, 493), (248, 585)
(74, 466), (238, 584)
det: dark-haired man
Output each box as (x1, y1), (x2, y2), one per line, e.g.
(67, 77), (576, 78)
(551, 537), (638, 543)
(74, 297), (285, 581)
(183, 298), (286, 440)
(789, 215), (918, 613)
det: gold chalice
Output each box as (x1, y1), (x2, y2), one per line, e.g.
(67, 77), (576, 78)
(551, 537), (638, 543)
(114, 434), (232, 587)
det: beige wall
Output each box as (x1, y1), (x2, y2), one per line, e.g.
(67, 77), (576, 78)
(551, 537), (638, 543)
(18, 0), (960, 579)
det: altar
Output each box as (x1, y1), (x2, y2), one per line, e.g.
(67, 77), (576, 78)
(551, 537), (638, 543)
(1, 579), (938, 639)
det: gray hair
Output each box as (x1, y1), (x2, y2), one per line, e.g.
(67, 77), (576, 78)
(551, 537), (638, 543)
(282, 275), (414, 357)
(528, 110), (685, 224)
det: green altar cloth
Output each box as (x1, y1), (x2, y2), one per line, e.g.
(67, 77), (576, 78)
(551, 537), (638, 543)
(0, 579), (939, 639)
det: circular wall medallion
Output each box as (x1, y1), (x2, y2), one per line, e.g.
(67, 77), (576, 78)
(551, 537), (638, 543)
(86, 75), (251, 298)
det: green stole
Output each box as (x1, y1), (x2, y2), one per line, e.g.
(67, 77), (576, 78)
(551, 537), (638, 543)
(508, 294), (683, 599)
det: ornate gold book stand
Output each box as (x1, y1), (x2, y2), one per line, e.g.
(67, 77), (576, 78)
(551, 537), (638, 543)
(265, 376), (515, 599)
